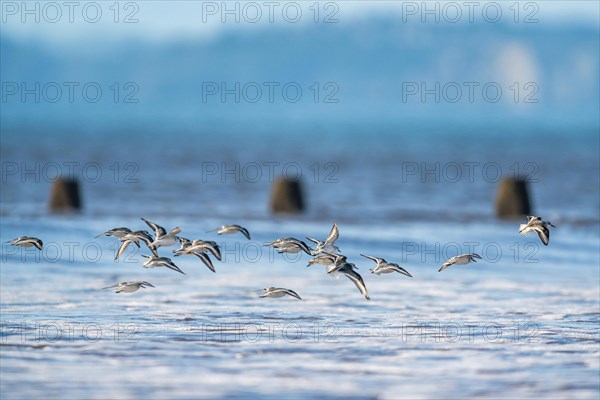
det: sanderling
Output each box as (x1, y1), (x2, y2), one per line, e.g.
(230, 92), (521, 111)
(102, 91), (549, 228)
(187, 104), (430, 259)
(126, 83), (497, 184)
(360, 254), (412, 277)
(142, 218), (181, 248)
(186, 240), (222, 261)
(115, 230), (157, 260)
(259, 287), (302, 300)
(174, 237), (192, 251)
(208, 224), (251, 240)
(94, 227), (132, 239)
(519, 215), (556, 246)
(331, 262), (370, 300)
(307, 253), (338, 267)
(123, 230), (155, 248)
(103, 281), (154, 293)
(172, 238), (220, 271)
(141, 255), (185, 274)
(173, 248), (216, 273)
(265, 237), (312, 255)
(276, 241), (313, 254)
(306, 223), (340, 254)
(438, 253), (482, 272)
(323, 252), (349, 274)
(7, 236), (43, 251)
(264, 237), (294, 247)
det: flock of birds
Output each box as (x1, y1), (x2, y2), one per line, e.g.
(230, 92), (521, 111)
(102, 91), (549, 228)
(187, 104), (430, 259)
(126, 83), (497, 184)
(6, 215), (556, 300)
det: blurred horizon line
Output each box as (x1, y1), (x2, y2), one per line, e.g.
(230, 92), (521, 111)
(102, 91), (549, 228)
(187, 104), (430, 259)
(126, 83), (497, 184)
(2, 1), (599, 47)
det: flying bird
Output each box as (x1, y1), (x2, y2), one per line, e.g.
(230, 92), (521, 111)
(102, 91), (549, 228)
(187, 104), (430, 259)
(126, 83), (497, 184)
(259, 287), (302, 300)
(141, 218), (181, 248)
(7, 236), (43, 251)
(95, 227), (132, 239)
(115, 230), (157, 260)
(265, 237), (313, 255)
(141, 255), (185, 274)
(360, 254), (412, 277)
(103, 281), (154, 293)
(306, 223), (340, 254)
(519, 215), (556, 246)
(326, 260), (370, 300)
(438, 254), (482, 272)
(208, 224), (251, 240)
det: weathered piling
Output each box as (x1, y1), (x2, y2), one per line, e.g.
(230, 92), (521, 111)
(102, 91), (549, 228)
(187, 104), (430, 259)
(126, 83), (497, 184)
(270, 177), (304, 213)
(495, 177), (530, 219)
(49, 178), (81, 212)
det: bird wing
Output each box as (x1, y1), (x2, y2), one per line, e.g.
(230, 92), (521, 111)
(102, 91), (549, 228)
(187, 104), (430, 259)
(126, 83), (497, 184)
(519, 224), (529, 233)
(102, 283), (120, 289)
(535, 226), (550, 246)
(207, 244), (222, 261)
(360, 254), (382, 264)
(438, 258), (455, 272)
(296, 240), (313, 255)
(391, 264), (412, 277)
(167, 227), (182, 237)
(326, 265), (341, 278)
(283, 289), (302, 300)
(137, 234), (158, 256)
(115, 240), (132, 261)
(164, 260), (186, 274)
(306, 237), (322, 246)
(238, 226), (251, 240)
(325, 223), (339, 245)
(343, 269), (370, 300)
(141, 218), (166, 237)
(193, 252), (216, 273)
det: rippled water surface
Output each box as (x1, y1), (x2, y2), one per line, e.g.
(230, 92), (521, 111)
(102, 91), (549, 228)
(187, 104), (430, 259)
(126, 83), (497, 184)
(1, 131), (599, 399)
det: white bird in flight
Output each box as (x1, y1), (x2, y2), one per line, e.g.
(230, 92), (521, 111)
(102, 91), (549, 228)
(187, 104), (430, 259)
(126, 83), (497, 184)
(438, 254), (482, 272)
(103, 281), (155, 293)
(306, 223), (340, 254)
(115, 230), (157, 260)
(360, 254), (412, 277)
(326, 259), (370, 300)
(7, 236), (43, 251)
(259, 287), (302, 300)
(519, 215), (556, 246)
(208, 224), (251, 240)
(141, 255), (185, 274)
(95, 227), (132, 239)
(142, 218), (181, 248)
(265, 237), (312, 255)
